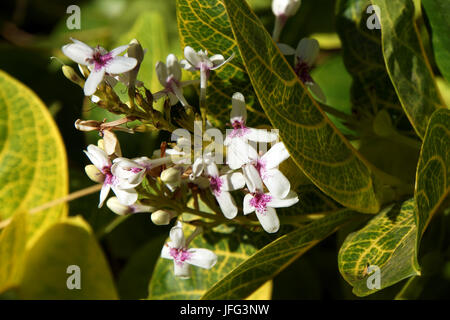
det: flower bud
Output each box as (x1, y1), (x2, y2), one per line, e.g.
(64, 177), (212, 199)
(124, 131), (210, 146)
(85, 164), (104, 183)
(128, 39), (145, 63)
(151, 210), (177, 225)
(161, 167), (181, 189)
(272, 0), (301, 17)
(107, 197), (155, 215)
(62, 65), (85, 87)
(103, 130), (122, 157)
(75, 119), (99, 132)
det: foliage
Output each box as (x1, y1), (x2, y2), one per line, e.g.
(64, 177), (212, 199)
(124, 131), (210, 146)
(0, 0), (449, 300)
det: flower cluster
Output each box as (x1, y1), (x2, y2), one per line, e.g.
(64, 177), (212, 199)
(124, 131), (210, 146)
(62, 35), (299, 279)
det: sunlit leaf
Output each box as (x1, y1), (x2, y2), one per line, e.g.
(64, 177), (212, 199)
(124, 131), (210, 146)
(338, 198), (420, 297)
(201, 209), (361, 299)
(0, 70), (68, 226)
(221, 0), (381, 213)
(421, 0), (450, 84)
(148, 223), (267, 300)
(176, 0), (267, 127)
(370, 0), (445, 138)
(17, 217), (118, 299)
(415, 108), (450, 240)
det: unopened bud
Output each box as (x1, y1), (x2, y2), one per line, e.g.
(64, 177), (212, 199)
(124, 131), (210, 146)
(151, 210), (177, 225)
(75, 119), (100, 132)
(272, 0), (301, 17)
(85, 164), (104, 183)
(128, 39), (145, 63)
(62, 65), (85, 87)
(106, 197), (155, 215)
(103, 130), (122, 157)
(161, 167), (181, 188)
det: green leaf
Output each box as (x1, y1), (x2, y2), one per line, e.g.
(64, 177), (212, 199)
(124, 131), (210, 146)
(176, 0), (267, 127)
(221, 0), (381, 213)
(0, 70), (68, 226)
(310, 55), (354, 135)
(370, 0), (445, 138)
(336, 0), (407, 130)
(415, 108), (450, 240)
(201, 209), (361, 299)
(338, 198), (420, 297)
(0, 70), (68, 292)
(17, 216), (118, 299)
(422, 0), (450, 84)
(147, 224), (266, 300)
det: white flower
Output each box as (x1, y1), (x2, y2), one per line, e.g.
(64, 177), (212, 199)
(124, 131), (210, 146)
(180, 46), (234, 89)
(278, 38), (326, 102)
(111, 157), (146, 188)
(272, 0), (301, 17)
(161, 222), (217, 279)
(84, 145), (139, 207)
(153, 54), (198, 107)
(243, 165), (299, 233)
(242, 142), (292, 199)
(205, 161), (245, 219)
(62, 38), (137, 96)
(224, 92), (278, 169)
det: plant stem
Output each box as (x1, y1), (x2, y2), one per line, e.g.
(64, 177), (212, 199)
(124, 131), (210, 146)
(200, 69), (208, 131)
(272, 16), (286, 43)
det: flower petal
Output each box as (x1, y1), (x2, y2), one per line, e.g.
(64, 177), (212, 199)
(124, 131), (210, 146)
(246, 128), (278, 143)
(167, 53), (182, 81)
(243, 193), (255, 215)
(105, 56), (137, 74)
(221, 172), (245, 191)
(112, 186), (138, 206)
(155, 61), (168, 86)
(226, 138), (258, 169)
(243, 164), (264, 192)
(296, 38), (319, 66)
(261, 142), (290, 169)
(205, 161), (219, 177)
(215, 191), (238, 219)
(308, 81), (327, 102)
(263, 168), (291, 198)
(62, 39), (93, 65)
(85, 144), (110, 169)
(98, 184), (111, 208)
(277, 43), (295, 55)
(187, 248), (218, 269)
(109, 44), (129, 57)
(210, 52), (235, 70)
(230, 92), (247, 123)
(268, 190), (299, 208)
(161, 244), (173, 260)
(256, 207), (280, 233)
(84, 68), (105, 96)
(184, 46), (201, 68)
(174, 262), (191, 279)
(180, 59), (197, 72)
(191, 157), (205, 178)
(170, 222), (185, 249)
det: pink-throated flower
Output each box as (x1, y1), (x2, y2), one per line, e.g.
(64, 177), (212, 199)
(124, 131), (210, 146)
(153, 54), (199, 107)
(224, 92), (278, 170)
(243, 165), (299, 233)
(84, 145), (141, 208)
(205, 161), (245, 219)
(161, 222), (217, 279)
(62, 38), (137, 96)
(278, 38), (326, 102)
(180, 46), (234, 90)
